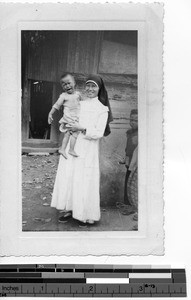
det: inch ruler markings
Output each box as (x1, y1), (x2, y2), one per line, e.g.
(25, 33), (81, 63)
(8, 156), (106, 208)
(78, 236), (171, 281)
(0, 265), (187, 297)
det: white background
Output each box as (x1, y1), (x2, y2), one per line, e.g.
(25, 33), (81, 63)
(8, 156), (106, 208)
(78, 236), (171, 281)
(0, 0), (191, 299)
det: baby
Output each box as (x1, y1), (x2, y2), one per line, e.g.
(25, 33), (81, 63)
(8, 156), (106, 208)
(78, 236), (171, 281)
(48, 73), (81, 159)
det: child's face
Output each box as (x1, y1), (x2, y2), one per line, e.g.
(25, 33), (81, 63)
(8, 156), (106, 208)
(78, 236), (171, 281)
(85, 82), (99, 98)
(60, 75), (75, 94)
(130, 114), (138, 129)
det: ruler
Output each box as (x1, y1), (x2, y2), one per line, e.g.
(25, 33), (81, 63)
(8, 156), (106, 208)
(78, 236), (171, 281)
(0, 265), (187, 297)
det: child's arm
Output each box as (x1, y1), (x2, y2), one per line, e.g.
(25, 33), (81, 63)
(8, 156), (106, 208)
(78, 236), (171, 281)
(125, 130), (131, 167)
(48, 93), (65, 124)
(48, 107), (57, 124)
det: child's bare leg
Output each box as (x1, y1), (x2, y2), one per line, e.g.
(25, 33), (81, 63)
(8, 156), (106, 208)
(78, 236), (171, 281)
(68, 135), (78, 157)
(59, 131), (70, 159)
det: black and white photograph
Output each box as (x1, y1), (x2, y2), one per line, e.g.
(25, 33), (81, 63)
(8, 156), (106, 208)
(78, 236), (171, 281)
(0, 3), (163, 255)
(21, 30), (138, 231)
(2, 0), (191, 295)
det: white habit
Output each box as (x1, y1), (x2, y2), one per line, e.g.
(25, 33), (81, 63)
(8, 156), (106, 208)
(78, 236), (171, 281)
(51, 97), (109, 222)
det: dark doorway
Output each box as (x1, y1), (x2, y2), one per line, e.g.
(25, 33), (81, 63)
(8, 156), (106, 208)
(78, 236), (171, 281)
(29, 80), (53, 139)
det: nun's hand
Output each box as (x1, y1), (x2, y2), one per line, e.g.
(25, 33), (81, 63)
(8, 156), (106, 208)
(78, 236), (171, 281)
(66, 124), (85, 132)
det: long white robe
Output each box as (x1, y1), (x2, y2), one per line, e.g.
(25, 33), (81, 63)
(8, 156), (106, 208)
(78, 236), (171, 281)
(51, 97), (109, 222)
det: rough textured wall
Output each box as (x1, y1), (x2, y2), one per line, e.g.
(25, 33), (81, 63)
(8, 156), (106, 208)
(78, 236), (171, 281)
(99, 127), (127, 206)
(99, 40), (137, 75)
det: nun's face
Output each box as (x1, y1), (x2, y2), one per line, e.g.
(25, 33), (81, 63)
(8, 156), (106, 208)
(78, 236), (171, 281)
(85, 82), (99, 98)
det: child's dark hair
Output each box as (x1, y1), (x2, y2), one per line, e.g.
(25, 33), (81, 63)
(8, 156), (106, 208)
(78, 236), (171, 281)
(130, 109), (138, 116)
(60, 73), (75, 82)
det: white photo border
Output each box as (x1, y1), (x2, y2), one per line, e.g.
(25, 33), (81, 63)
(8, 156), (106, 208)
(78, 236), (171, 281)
(0, 3), (164, 256)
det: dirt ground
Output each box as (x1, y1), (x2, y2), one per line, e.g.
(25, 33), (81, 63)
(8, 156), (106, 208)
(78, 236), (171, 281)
(22, 154), (138, 231)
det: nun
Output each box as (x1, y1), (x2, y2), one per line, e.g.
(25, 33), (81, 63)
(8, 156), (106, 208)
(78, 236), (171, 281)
(51, 74), (113, 227)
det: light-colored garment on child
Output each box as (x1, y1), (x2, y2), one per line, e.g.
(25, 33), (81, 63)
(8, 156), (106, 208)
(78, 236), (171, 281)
(51, 97), (109, 222)
(53, 91), (81, 133)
